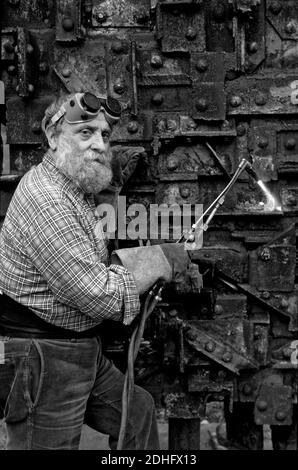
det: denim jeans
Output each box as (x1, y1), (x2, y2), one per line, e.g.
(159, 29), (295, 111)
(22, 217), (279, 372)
(0, 336), (159, 450)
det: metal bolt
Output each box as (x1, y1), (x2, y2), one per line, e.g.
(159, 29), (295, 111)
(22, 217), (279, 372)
(236, 124), (246, 136)
(31, 122), (41, 134)
(275, 411), (286, 421)
(196, 98), (208, 112)
(127, 121), (138, 134)
(248, 42), (258, 54)
(94, 12), (107, 23)
(242, 383), (253, 396)
(222, 352), (232, 363)
(269, 1), (282, 15)
(186, 331), (197, 341)
(285, 138), (296, 150)
(61, 67), (72, 78)
(111, 41), (124, 53)
(7, 65), (16, 75)
(185, 27), (197, 40)
(4, 41), (15, 54)
(39, 62), (49, 74)
(213, 4), (225, 21)
(167, 156), (178, 171)
(257, 400), (267, 411)
(260, 291), (270, 299)
(214, 304), (223, 315)
(285, 21), (296, 35)
(26, 44), (34, 54)
(230, 95), (242, 107)
(62, 17), (74, 31)
(113, 79), (125, 95)
(205, 341), (216, 353)
(152, 93), (163, 105)
(258, 137), (269, 148)
(180, 187), (190, 198)
(196, 59), (208, 72)
(259, 247), (271, 261)
(255, 92), (267, 106)
(150, 54), (163, 68)
(28, 84), (34, 93)
(169, 309), (178, 317)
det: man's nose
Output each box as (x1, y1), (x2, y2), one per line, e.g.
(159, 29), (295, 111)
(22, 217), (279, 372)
(90, 134), (106, 152)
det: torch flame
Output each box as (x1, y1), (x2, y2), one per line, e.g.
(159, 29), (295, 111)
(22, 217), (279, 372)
(257, 180), (282, 212)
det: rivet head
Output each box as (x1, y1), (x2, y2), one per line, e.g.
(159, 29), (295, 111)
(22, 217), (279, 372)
(259, 247), (271, 261)
(269, 1), (282, 15)
(113, 79), (125, 95)
(275, 411), (286, 421)
(167, 156), (178, 171)
(213, 4), (225, 21)
(255, 92), (267, 106)
(185, 27), (197, 40)
(111, 41), (124, 53)
(230, 95), (242, 107)
(31, 121), (41, 134)
(39, 62), (49, 74)
(196, 59), (208, 72)
(214, 304), (223, 315)
(26, 44), (34, 54)
(242, 383), (253, 396)
(205, 341), (216, 353)
(258, 137), (269, 148)
(61, 67), (72, 78)
(285, 21), (296, 35)
(222, 352), (232, 363)
(152, 93), (163, 105)
(285, 138), (296, 150)
(127, 121), (138, 134)
(261, 291), (270, 299)
(4, 41), (15, 54)
(236, 124), (246, 136)
(7, 65), (16, 75)
(196, 98), (208, 111)
(150, 54), (163, 68)
(62, 17), (74, 31)
(28, 84), (34, 93)
(95, 12), (107, 23)
(257, 400), (267, 411)
(180, 187), (190, 198)
(248, 42), (258, 54)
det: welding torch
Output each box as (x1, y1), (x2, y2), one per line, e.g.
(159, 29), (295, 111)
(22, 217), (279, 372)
(116, 157), (269, 449)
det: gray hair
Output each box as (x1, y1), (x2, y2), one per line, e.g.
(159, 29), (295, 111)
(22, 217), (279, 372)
(42, 92), (77, 136)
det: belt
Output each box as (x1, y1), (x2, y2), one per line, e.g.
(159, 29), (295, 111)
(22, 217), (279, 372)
(0, 293), (101, 339)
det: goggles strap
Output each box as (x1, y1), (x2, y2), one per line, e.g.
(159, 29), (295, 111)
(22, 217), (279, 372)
(50, 105), (67, 125)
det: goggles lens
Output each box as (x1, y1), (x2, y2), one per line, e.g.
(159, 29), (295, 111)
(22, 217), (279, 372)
(50, 92), (121, 127)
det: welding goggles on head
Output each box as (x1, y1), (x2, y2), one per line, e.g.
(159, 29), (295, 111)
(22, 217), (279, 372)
(50, 92), (122, 128)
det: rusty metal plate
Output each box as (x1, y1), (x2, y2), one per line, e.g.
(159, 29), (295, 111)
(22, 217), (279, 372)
(191, 83), (226, 121)
(227, 76), (298, 115)
(248, 124), (278, 181)
(277, 128), (298, 174)
(156, 181), (199, 205)
(156, 3), (205, 53)
(111, 112), (153, 143)
(192, 247), (248, 282)
(266, 0), (298, 41)
(243, 0), (265, 73)
(55, 0), (82, 42)
(91, 0), (151, 28)
(188, 367), (234, 394)
(138, 50), (191, 87)
(254, 383), (293, 425)
(205, 0), (234, 52)
(1, 0), (54, 28)
(249, 244), (296, 292)
(139, 87), (191, 112)
(165, 392), (204, 419)
(1, 29), (16, 62)
(6, 96), (53, 144)
(213, 294), (247, 319)
(16, 27), (38, 98)
(280, 185), (298, 213)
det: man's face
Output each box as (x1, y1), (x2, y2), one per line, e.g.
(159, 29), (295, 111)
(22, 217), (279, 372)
(54, 112), (113, 194)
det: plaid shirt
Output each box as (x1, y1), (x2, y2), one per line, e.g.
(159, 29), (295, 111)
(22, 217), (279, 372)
(0, 152), (140, 331)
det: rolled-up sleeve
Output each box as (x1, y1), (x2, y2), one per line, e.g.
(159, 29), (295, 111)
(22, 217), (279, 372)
(25, 202), (140, 324)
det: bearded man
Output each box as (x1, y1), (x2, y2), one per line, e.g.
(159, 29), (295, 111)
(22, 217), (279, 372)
(0, 92), (191, 450)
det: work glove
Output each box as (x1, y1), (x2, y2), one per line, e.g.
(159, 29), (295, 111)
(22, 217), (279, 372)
(94, 145), (146, 209)
(111, 243), (200, 295)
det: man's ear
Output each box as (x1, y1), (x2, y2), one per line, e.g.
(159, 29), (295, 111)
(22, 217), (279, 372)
(45, 126), (58, 150)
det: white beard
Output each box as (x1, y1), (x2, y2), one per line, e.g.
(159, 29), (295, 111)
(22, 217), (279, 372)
(55, 139), (113, 194)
